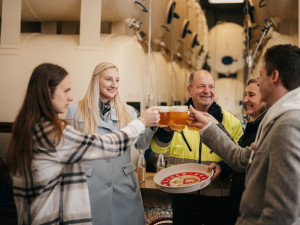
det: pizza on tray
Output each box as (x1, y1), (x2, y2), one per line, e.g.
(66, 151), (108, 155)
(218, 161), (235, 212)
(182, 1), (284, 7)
(160, 171), (208, 187)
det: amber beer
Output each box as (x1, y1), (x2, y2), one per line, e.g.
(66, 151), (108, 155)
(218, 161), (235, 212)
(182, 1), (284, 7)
(170, 106), (189, 130)
(158, 106), (171, 127)
(187, 120), (200, 131)
(187, 110), (200, 131)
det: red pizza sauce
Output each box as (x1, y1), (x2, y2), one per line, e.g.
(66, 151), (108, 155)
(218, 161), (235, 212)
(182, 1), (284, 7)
(160, 171), (208, 187)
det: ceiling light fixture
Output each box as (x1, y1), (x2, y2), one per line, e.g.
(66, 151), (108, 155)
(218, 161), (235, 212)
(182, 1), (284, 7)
(209, 0), (244, 4)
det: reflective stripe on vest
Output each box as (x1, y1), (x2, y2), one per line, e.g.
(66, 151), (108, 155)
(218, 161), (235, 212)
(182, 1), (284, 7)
(168, 157), (198, 165)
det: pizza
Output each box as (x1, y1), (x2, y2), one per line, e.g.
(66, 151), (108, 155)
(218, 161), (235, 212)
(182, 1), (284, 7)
(160, 171), (208, 187)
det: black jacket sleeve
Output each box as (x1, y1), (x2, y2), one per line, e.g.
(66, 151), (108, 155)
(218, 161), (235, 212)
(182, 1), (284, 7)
(217, 160), (232, 180)
(155, 127), (174, 143)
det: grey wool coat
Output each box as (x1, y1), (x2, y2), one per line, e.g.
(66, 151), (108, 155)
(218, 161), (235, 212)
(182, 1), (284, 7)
(201, 87), (300, 225)
(66, 103), (156, 225)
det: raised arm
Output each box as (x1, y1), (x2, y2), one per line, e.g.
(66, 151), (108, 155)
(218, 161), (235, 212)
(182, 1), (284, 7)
(56, 120), (146, 163)
(36, 108), (159, 164)
(188, 105), (251, 172)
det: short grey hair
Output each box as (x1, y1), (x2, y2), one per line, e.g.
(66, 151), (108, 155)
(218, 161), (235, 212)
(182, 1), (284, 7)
(188, 71), (196, 87)
(188, 70), (214, 87)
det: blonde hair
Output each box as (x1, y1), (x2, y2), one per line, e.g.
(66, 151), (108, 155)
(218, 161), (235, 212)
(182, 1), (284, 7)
(75, 62), (133, 134)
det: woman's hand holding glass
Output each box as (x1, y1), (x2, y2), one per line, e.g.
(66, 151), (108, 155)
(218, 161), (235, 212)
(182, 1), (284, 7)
(139, 106), (160, 127)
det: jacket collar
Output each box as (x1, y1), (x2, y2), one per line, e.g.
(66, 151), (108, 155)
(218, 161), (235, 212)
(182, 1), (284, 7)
(102, 107), (118, 122)
(185, 98), (223, 123)
(76, 107), (118, 131)
(241, 112), (266, 141)
(74, 106), (118, 123)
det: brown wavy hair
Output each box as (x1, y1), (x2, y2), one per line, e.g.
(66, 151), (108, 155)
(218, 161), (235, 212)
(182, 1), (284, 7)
(6, 63), (68, 175)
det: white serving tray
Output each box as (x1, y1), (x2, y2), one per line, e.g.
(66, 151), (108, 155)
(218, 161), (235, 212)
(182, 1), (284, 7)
(154, 163), (214, 193)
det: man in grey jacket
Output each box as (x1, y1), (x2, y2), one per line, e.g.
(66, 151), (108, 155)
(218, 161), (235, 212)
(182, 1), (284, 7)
(188, 44), (300, 225)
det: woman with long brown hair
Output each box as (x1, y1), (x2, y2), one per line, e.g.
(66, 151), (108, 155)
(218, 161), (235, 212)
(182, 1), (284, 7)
(6, 63), (159, 225)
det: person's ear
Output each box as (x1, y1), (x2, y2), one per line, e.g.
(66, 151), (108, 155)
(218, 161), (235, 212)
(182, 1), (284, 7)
(271, 70), (280, 83)
(187, 85), (192, 95)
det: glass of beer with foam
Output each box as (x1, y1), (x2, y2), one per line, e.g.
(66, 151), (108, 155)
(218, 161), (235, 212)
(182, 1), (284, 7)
(157, 106), (171, 127)
(170, 106), (189, 131)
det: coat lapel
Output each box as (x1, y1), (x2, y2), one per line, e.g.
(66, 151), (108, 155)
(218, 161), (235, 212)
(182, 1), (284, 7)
(98, 108), (118, 131)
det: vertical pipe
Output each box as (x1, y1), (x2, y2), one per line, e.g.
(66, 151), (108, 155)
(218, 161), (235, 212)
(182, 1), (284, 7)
(245, 0), (251, 83)
(170, 0), (175, 105)
(146, 0), (152, 107)
(152, 53), (161, 105)
(79, 0), (102, 49)
(1, 0), (21, 47)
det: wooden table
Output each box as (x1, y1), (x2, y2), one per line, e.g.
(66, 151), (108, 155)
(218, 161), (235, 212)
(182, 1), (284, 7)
(138, 172), (172, 208)
(139, 172), (173, 224)
(139, 172), (159, 190)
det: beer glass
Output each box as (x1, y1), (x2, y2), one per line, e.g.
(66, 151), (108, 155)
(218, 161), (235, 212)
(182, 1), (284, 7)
(157, 106), (171, 127)
(170, 106), (189, 131)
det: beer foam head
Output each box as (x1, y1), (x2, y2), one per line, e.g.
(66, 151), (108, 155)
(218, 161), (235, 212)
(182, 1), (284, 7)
(158, 106), (170, 112)
(170, 106), (188, 112)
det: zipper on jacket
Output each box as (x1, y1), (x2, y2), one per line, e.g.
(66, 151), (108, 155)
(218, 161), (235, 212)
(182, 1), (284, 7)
(179, 131), (192, 152)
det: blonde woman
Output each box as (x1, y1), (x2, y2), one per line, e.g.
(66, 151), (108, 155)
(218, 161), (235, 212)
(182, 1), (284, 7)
(66, 62), (156, 225)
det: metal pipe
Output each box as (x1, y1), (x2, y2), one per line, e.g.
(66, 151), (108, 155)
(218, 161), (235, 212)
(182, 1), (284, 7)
(248, 18), (275, 78)
(146, 0), (152, 107)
